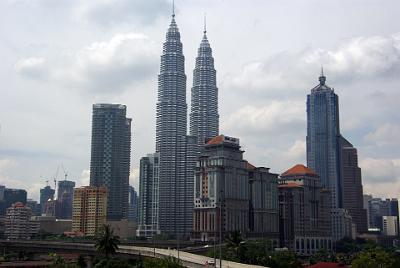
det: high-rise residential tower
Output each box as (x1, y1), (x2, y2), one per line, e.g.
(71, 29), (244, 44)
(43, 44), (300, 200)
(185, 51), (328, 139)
(89, 103), (131, 220)
(155, 8), (192, 237)
(72, 186), (107, 236)
(190, 21), (219, 147)
(306, 70), (342, 209)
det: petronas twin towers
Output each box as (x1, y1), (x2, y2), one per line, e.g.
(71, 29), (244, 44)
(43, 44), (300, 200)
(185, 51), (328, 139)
(138, 9), (219, 237)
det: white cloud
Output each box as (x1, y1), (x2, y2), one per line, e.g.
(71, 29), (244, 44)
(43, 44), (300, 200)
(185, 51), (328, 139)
(78, 169), (90, 187)
(129, 167), (140, 189)
(360, 157), (400, 183)
(224, 33), (400, 96)
(364, 123), (400, 146)
(221, 101), (305, 137)
(283, 139), (306, 164)
(75, 0), (169, 27)
(56, 32), (159, 93)
(15, 57), (47, 79)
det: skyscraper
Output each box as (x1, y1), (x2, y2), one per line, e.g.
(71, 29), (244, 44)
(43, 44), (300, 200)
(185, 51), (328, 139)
(137, 153), (160, 237)
(90, 103), (131, 220)
(57, 178), (76, 219)
(306, 70), (342, 209)
(341, 136), (368, 234)
(155, 9), (191, 237)
(190, 21), (219, 147)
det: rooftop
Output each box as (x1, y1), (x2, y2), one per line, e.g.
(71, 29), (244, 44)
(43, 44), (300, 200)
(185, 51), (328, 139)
(206, 135), (239, 146)
(281, 164), (318, 178)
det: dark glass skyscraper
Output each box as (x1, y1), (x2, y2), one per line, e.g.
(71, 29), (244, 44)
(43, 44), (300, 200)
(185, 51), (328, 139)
(137, 153), (160, 237)
(90, 103), (131, 220)
(155, 10), (190, 237)
(57, 178), (76, 219)
(306, 70), (342, 209)
(40, 186), (55, 214)
(190, 24), (219, 147)
(341, 136), (368, 234)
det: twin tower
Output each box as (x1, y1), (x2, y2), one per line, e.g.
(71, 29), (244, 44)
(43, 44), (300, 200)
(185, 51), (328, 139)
(137, 10), (219, 237)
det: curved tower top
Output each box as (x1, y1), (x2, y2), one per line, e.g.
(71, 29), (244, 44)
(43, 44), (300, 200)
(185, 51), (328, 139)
(190, 22), (219, 147)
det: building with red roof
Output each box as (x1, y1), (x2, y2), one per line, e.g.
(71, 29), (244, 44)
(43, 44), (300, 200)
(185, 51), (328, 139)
(278, 164), (332, 255)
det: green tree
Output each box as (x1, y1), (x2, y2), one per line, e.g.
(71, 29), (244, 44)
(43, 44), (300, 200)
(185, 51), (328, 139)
(352, 248), (395, 268)
(225, 230), (244, 259)
(77, 255), (86, 268)
(144, 256), (184, 268)
(94, 224), (120, 259)
(49, 253), (67, 268)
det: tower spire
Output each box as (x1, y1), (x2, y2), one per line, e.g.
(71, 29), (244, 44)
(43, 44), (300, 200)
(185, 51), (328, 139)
(203, 13), (207, 34)
(172, 0), (175, 17)
(319, 65), (326, 86)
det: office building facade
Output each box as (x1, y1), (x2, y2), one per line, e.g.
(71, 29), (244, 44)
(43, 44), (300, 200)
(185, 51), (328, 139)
(57, 179), (76, 219)
(248, 165), (279, 242)
(307, 70), (342, 209)
(90, 103), (131, 220)
(0, 188), (27, 216)
(137, 153), (160, 237)
(40, 186), (55, 215)
(128, 186), (138, 222)
(192, 135), (249, 241)
(341, 136), (368, 234)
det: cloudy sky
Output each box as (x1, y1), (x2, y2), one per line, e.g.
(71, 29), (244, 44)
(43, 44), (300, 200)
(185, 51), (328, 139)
(0, 0), (399, 202)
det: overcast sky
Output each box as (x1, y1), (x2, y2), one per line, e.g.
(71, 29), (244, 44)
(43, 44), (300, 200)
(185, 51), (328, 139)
(0, 0), (399, 202)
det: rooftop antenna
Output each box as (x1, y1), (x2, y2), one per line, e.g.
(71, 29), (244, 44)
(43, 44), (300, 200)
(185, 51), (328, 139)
(321, 65), (324, 77)
(172, 0), (175, 17)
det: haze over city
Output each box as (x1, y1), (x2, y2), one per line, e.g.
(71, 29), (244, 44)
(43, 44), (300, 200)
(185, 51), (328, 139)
(0, 0), (399, 202)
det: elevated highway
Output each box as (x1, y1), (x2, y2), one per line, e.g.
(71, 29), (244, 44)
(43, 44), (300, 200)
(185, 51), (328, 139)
(0, 240), (267, 268)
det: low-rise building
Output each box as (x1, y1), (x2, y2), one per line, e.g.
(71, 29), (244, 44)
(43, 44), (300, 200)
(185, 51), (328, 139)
(72, 186), (107, 236)
(331, 208), (353, 241)
(382, 216), (398, 236)
(108, 219), (137, 240)
(31, 216), (72, 235)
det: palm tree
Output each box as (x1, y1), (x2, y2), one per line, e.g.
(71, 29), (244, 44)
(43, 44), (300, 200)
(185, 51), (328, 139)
(95, 224), (120, 259)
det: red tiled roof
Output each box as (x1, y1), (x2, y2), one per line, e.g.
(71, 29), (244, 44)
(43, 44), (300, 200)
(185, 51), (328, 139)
(13, 202), (25, 208)
(247, 162), (256, 170)
(281, 164), (318, 177)
(308, 262), (348, 268)
(206, 135), (225, 145)
(278, 182), (302, 188)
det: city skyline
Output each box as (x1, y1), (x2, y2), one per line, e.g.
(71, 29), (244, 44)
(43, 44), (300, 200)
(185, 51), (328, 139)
(0, 0), (400, 202)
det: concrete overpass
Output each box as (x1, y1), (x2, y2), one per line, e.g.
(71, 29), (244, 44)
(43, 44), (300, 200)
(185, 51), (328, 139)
(0, 240), (267, 268)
